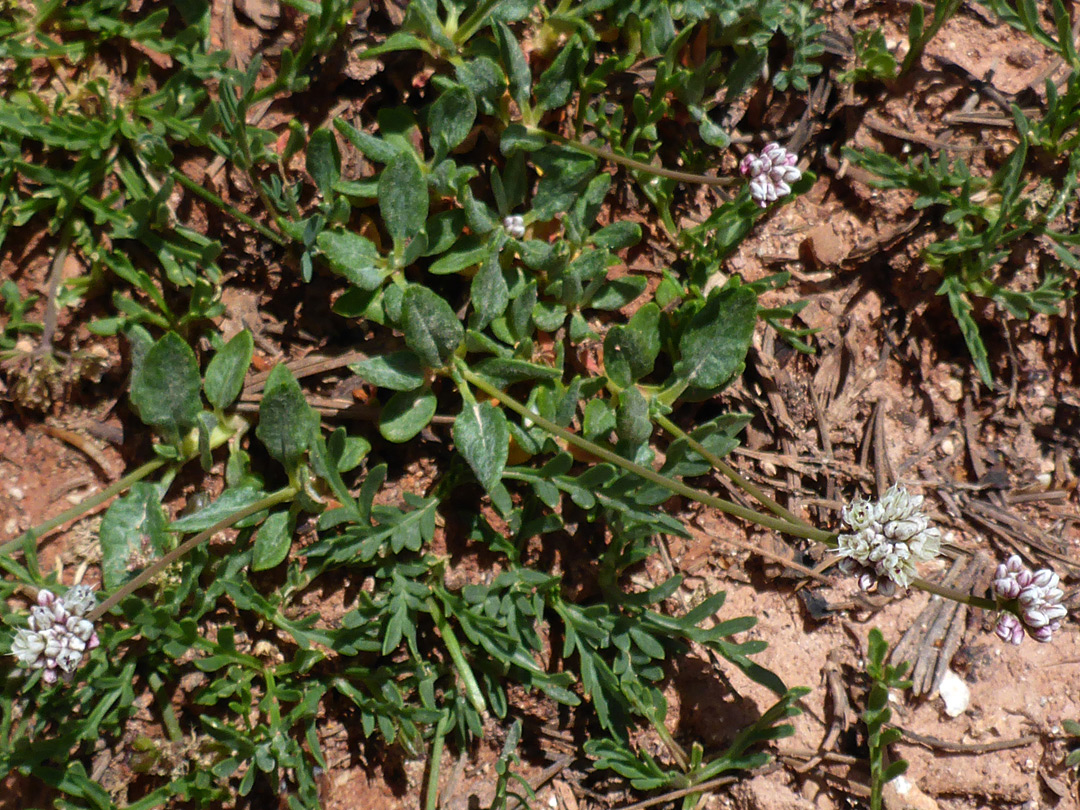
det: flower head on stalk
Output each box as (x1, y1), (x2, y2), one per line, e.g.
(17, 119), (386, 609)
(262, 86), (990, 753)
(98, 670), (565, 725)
(836, 485), (942, 595)
(9, 585), (100, 685)
(991, 555), (1068, 644)
(739, 143), (802, 208)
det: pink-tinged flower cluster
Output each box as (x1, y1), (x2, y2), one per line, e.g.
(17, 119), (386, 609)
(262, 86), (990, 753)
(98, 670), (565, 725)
(9, 586), (99, 684)
(992, 555), (1067, 644)
(739, 143), (802, 208)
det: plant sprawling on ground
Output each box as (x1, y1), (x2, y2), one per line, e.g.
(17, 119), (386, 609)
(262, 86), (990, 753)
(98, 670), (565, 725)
(0, 1), (1075, 809)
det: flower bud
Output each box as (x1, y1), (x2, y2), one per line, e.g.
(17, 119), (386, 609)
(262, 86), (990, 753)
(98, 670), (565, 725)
(1030, 570), (1058, 590)
(995, 614), (1025, 645)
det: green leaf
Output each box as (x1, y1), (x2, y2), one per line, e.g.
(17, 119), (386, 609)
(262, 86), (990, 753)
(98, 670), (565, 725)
(494, 21), (531, 107)
(379, 152), (428, 248)
(350, 351), (425, 391)
(204, 330), (254, 410)
(333, 117), (398, 164)
(590, 221), (642, 250)
(531, 146), (597, 220)
(615, 387), (651, 445)
(429, 84), (476, 159)
(604, 303), (660, 388)
(500, 123), (547, 155)
(401, 285), (464, 368)
(99, 483), (170, 591)
(379, 388), (437, 442)
(317, 230), (382, 290)
(535, 36), (583, 112)
(674, 286), (757, 391)
(130, 331), (202, 439)
(882, 759), (909, 783)
(453, 400), (509, 493)
(311, 430), (361, 517)
(470, 250), (509, 330)
(428, 234), (487, 275)
(307, 128), (341, 199)
(944, 280), (993, 386)
(170, 486), (269, 532)
(473, 357), (560, 387)
(256, 365), (319, 471)
(252, 510), (294, 571)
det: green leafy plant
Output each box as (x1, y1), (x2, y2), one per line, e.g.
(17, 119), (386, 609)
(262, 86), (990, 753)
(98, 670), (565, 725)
(838, 28), (898, 84)
(846, 114), (1077, 385)
(1064, 719), (1080, 773)
(863, 628), (912, 810)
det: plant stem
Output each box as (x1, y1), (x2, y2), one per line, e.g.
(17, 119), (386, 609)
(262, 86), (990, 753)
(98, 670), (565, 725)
(0, 458), (168, 559)
(654, 414), (808, 530)
(427, 595), (488, 717)
(89, 486), (298, 619)
(531, 127), (737, 187)
(911, 576), (996, 611)
(171, 170), (286, 246)
(460, 364), (832, 544)
(424, 712), (452, 810)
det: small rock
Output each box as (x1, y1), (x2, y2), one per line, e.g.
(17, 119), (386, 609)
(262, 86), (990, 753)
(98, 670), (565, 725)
(938, 669), (970, 717)
(942, 378), (963, 402)
(8, 486), (23, 500)
(235, 0), (280, 30)
(884, 776), (939, 810)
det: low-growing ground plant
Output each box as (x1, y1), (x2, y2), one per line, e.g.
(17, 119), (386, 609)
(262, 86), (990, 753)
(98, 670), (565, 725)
(0, 1), (1075, 809)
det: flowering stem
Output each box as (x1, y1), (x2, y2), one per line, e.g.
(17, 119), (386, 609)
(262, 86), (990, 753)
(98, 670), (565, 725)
(89, 486), (298, 620)
(911, 577), (996, 611)
(654, 414), (810, 531)
(460, 365), (829, 543)
(529, 127), (737, 187)
(0, 457), (167, 560)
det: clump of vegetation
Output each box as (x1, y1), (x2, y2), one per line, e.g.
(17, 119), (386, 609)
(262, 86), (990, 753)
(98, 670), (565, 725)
(0, 1), (1073, 808)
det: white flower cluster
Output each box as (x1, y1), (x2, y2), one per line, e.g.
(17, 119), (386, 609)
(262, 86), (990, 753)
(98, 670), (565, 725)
(10, 586), (99, 684)
(739, 143), (802, 208)
(502, 215), (525, 239)
(992, 555), (1067, 644)
(837, 485), (942, 595)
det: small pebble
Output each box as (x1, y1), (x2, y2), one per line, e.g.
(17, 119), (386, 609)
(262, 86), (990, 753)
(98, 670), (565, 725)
(8, 486), (24, 500)
(940, 437), (955, 455)
(942, 378), (963, 402)
(938, 669), (970, 717)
